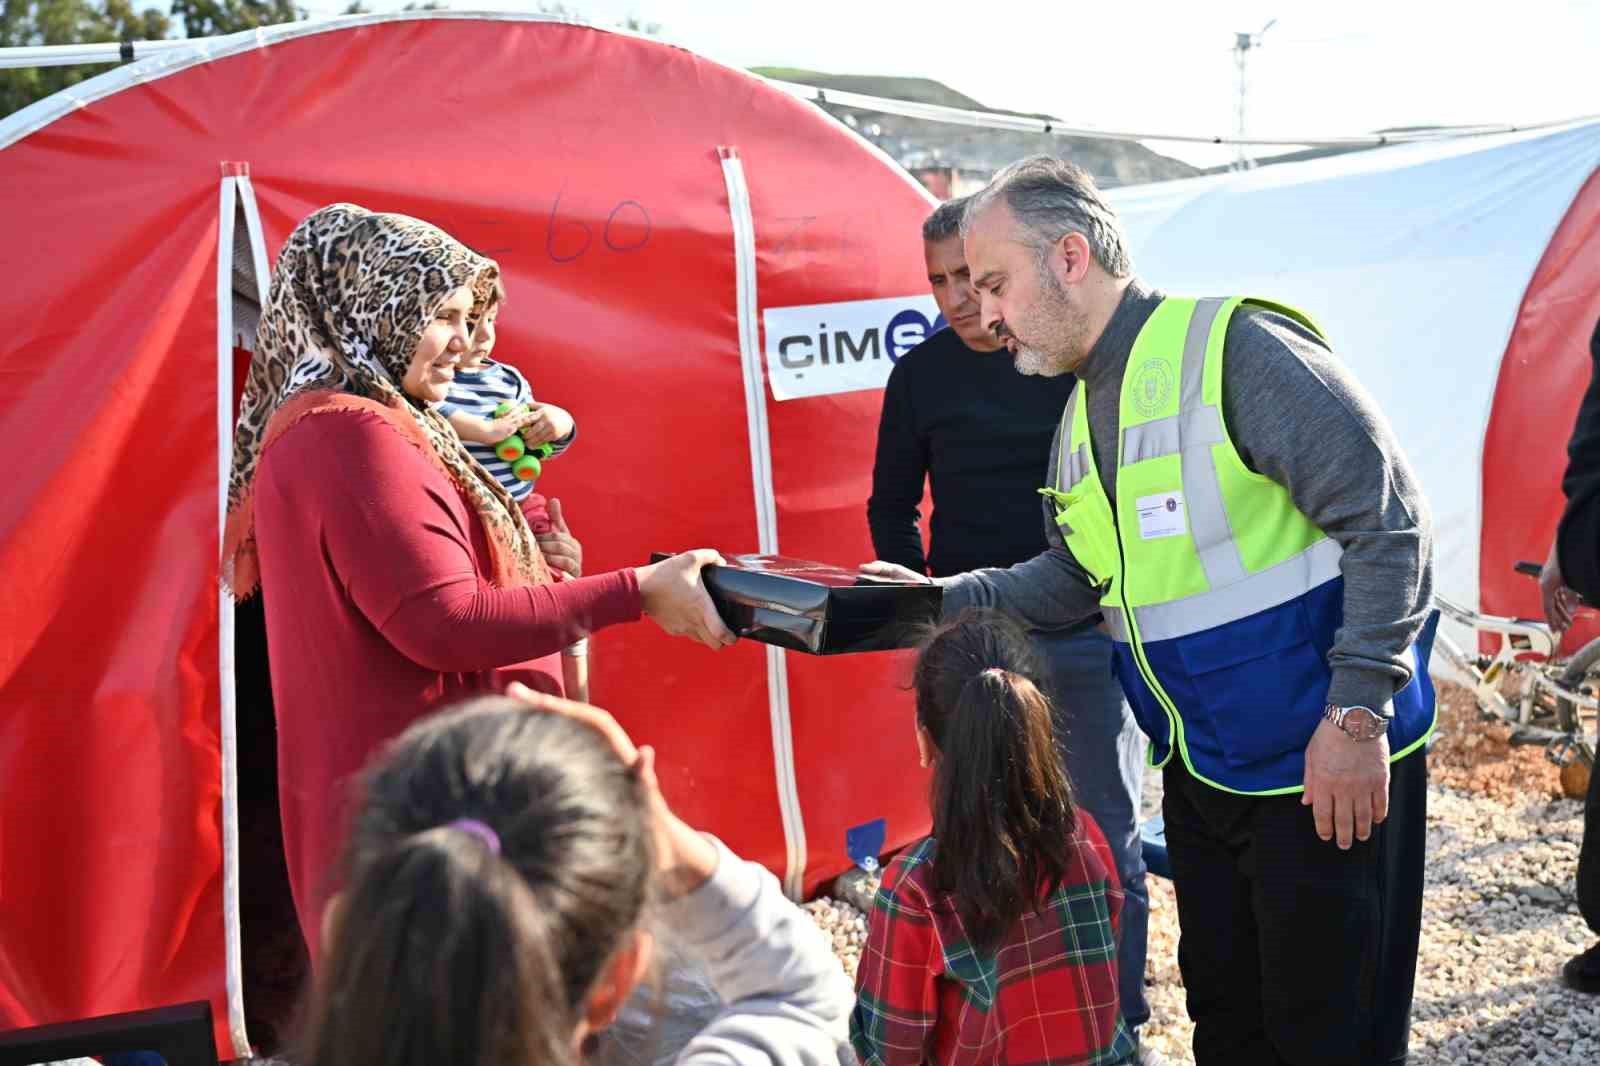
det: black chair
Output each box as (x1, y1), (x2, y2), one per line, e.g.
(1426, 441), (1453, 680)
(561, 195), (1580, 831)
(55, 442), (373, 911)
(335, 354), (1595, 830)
(0, 1001), (216, 1066)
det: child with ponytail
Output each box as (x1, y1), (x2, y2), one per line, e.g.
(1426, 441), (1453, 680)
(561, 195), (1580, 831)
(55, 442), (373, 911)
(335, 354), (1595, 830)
(852, 609), (1135, 1065)
(302, 684), (852, 1066)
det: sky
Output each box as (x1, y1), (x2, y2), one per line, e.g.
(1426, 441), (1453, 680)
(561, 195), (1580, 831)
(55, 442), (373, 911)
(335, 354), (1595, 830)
(297, 0), (1600, 168)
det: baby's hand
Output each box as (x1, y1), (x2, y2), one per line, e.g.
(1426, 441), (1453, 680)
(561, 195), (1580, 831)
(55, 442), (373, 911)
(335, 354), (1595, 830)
(483, 415), (525, 440)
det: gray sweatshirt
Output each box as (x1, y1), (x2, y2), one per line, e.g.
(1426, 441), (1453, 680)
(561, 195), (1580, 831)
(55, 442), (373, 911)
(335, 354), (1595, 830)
(664, 838), (854, 1066)
(941, 280), (1435, 714)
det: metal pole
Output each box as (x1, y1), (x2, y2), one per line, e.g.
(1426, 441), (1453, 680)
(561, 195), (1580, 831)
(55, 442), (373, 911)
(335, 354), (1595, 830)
(1234, 34), (1251, 170)
(0, 38), (196, 69)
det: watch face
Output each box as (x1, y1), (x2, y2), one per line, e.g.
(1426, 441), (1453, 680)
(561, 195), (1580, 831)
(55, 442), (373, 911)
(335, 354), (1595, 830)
(1342, 707), (1387, 740)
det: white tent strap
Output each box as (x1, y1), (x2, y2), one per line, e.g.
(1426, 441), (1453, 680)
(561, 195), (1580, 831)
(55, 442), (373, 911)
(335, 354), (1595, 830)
(215, 174), (250, 1060)
(719, 145), (808, 900)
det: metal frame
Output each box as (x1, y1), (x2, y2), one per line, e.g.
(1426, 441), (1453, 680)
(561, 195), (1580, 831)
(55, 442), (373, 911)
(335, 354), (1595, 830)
(1432, 593), (1598, 753)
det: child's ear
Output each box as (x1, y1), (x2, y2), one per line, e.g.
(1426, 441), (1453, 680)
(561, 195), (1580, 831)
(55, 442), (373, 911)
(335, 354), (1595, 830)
(320, 890), (347, 954)
(915, 722), (937, 769)
(579, 928), (655, 1037)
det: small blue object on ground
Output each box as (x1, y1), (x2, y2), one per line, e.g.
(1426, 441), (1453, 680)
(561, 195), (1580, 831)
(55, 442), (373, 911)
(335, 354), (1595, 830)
(846, 817), (887, 872)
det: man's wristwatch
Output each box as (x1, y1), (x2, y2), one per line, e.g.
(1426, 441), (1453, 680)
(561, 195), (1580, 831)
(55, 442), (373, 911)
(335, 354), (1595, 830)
(1323, 702), (1392, 741)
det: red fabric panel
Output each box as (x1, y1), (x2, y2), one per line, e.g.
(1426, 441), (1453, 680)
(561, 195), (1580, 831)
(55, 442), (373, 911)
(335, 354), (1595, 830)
(0, 16), (938, 1043)
(1480, 170), (1600, 655)
(0, 185), (229, 1045)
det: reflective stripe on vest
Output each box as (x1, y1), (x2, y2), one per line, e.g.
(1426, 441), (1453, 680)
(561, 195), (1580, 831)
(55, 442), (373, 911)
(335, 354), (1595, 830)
(1101, 537), (1344, 642)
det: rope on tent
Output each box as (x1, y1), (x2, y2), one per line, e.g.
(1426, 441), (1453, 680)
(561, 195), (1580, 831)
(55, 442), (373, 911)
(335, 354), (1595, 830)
(765, 79), (1600, 150)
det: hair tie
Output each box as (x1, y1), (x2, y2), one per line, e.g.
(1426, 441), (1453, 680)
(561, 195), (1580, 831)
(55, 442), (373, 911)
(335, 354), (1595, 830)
(447, 818), (501, 855)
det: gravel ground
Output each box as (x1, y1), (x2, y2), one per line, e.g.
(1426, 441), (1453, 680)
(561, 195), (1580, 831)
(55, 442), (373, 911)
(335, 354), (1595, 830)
(809, 682), (1600, 1064)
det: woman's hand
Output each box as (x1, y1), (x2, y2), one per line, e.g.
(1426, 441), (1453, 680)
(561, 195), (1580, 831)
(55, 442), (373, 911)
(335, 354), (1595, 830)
(518, 403), (576, 446)
(536, 498), (582, 579)
(635, 550), (737, 651)
(506, 682), (718, 897)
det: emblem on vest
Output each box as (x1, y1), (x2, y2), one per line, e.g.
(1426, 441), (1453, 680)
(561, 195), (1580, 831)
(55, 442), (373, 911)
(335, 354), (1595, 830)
(1130, 359), (1174, 417)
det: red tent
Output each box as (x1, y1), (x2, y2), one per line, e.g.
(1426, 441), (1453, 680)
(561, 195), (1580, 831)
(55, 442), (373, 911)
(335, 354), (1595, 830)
(0, 15), (943, 1055)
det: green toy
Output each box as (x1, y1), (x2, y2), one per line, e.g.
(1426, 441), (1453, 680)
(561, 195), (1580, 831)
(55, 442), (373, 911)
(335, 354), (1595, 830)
(492, 401), (556, 481)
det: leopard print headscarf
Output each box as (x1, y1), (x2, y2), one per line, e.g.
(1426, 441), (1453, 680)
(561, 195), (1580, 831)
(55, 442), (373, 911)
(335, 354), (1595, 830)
(223, 203), (547, 597)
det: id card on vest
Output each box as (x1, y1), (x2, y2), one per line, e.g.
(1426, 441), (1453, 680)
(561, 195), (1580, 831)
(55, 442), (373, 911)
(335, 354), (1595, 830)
(1136, 492), (1187, 540)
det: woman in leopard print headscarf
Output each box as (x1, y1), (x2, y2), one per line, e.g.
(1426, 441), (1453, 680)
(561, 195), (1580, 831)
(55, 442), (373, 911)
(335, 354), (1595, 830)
(223, 202), (545, 593)
(225, 204), (733, 954)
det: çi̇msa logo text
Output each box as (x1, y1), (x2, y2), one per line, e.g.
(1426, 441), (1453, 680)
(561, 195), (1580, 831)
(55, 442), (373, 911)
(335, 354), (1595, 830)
(762, 295), (947, 401)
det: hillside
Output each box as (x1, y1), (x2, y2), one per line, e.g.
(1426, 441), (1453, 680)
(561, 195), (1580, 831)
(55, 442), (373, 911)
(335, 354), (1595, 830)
(750, 68), (1199, 188)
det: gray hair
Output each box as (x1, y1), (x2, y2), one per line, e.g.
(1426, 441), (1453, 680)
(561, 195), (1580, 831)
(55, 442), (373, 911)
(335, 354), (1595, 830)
(961, 157), (1132, 278)
(921, 195), (972, 243)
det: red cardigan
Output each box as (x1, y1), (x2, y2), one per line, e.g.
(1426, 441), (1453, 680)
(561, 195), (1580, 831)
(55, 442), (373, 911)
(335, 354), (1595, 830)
(252, 406), (641, 951)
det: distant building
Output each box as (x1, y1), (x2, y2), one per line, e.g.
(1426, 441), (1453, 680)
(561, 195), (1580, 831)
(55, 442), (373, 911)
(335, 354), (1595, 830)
(908, 164), (991, 201)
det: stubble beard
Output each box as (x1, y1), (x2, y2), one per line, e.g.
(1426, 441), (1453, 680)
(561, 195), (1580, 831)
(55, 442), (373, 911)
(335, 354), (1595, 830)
(1009, 266), (1086, 378)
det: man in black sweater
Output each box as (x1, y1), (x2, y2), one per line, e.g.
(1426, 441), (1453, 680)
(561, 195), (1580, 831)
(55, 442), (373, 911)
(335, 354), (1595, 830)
(867, 196), (1152, 1045)
(1539, 312), (1600, 995)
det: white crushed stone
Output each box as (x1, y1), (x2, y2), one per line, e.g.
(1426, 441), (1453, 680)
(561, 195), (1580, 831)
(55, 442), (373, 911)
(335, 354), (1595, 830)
(802, 896), (868, 982)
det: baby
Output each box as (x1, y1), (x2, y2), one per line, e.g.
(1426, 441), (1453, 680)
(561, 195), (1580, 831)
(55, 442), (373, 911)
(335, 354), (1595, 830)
(439, 284), (588, 697)
(439, 284), (575, 534)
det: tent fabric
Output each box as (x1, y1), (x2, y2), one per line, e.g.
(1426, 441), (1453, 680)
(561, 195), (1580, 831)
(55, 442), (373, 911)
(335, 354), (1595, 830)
(0, 15), (937, 1056)
(1107, 122), (1600, 654)
(1480, 168), (1600, 649)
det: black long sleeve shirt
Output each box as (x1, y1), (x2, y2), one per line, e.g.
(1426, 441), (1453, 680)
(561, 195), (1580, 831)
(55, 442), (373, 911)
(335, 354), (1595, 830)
(867, 327), (1077, 578)
(1558, 317), (1600, 602)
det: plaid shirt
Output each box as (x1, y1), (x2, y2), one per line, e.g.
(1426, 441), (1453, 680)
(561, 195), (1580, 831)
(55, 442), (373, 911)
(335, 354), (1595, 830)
(850, 814), (1134, 1066)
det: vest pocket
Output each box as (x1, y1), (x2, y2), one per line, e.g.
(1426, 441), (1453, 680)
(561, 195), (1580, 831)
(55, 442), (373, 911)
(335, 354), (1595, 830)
(1172, 600), (1330, 770)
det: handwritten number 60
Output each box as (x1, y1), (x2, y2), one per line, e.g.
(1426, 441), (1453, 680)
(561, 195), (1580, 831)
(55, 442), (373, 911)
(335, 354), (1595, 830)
(546, 188), (651, 263)
(604, 200), (650, 252)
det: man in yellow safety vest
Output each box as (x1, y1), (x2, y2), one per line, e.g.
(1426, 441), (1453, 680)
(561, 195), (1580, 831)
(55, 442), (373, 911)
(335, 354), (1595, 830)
(867, 156), (1437, 1066)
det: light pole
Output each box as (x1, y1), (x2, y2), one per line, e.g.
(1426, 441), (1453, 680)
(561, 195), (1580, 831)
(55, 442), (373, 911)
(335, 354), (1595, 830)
(1233, 17), (1277, 170)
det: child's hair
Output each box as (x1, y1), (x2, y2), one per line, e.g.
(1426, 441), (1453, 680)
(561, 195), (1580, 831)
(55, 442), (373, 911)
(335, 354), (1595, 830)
(912, 609), (1079, 954)
(458, 245), (506, 312)
(301, 697), (653, 1066)
(467, 274), (506, 338)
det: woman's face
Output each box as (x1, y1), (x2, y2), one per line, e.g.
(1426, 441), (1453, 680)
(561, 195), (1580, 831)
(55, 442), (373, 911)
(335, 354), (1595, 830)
(402, 286), (474, 403)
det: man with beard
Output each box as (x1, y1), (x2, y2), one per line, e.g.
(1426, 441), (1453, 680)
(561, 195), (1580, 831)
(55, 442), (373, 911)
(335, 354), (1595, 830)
(868, 195), (1153, 1052)
(866, 157), (1436, 1066)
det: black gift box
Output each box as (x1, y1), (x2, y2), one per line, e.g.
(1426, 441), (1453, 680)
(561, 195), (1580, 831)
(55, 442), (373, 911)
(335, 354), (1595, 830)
(651, 554), (943, 655)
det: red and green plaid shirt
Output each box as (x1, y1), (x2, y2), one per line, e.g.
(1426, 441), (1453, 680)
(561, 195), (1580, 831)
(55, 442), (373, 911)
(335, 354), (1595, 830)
(849, 813), (1134, 1066)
